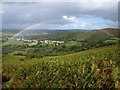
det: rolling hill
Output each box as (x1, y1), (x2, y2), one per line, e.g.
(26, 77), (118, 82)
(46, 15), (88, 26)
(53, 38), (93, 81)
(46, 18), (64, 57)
(27, 28), (119, 42)
(2, 28), (119, 41)
(2, 44), (120, 89)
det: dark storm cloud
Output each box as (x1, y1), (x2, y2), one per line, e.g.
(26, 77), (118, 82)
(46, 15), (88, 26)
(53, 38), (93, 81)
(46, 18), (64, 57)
(2, 1), (118, 29)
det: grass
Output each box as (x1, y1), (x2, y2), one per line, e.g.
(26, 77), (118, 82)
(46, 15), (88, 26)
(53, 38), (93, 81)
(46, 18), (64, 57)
(65, 41), (81, 46)
(6, 40), (24, 45)
(105, 39), (118, 43)
(28, 42), (38, 46)
(2, 44), (120, 89)
(1, 32), (14, 37)
(2, 40), (25, 46)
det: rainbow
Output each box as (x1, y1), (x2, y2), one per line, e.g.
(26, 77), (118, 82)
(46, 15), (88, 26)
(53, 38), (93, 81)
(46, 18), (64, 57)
(2, 19), (63, 46)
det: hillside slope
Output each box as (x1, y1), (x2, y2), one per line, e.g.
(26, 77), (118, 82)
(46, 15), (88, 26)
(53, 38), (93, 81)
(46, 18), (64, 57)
(31, 28), (119, 42)
(2, 28), (119, 42)
(2, 44), (120, 89)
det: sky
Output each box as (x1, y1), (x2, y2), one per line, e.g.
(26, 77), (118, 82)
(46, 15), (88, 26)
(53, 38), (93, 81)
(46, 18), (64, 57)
(1, 0), (119, 30)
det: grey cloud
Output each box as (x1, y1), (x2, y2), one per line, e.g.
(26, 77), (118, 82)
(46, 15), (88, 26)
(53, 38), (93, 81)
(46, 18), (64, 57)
(2, 2), (118, 29)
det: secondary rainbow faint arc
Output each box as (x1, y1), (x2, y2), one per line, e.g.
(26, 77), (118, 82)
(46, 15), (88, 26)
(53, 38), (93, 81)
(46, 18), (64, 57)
(3, 19), (63, 46)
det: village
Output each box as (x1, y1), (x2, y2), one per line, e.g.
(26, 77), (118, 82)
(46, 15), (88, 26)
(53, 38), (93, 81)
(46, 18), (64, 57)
(2, 36), (64, 45)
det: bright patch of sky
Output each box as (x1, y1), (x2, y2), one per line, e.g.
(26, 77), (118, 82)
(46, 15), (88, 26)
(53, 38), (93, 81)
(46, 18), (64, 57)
(33, 16), (117, 30)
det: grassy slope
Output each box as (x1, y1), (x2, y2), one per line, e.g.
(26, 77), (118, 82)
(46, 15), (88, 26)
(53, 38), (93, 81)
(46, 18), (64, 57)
(37, 29), (119, 42)
(101, 28), (119, 37)
(1, 32), (14, 37)
(38, 31), (94, 41)
(2, 44), (120, 88)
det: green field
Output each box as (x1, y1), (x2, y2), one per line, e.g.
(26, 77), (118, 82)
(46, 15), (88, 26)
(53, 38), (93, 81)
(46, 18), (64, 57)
(5, 40), (24, 45)
(1, 32), (14, 37)
(2, 44), (120, 89)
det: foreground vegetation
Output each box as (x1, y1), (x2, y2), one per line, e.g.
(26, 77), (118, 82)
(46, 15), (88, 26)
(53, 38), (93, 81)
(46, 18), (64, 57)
(2, 44), (120, 89)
